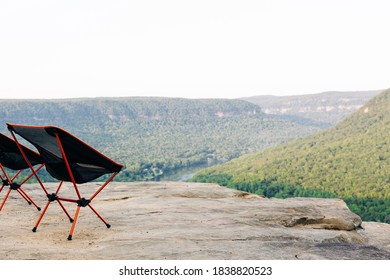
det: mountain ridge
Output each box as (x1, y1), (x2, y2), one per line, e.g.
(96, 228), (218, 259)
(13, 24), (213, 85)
(242, 90), (381, 128)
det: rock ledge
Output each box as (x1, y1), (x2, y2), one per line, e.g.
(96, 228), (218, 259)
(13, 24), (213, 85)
(1, 182), (389, 260)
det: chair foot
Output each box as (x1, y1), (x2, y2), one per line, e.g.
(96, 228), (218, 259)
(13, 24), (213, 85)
(32, 227), (37, 232)
(69, 218), (74, 223)
(28, 201), (32, 205)
(67, 235), (72, 241)
(106, 224), (111, 229)
(37, 207), (41, 211)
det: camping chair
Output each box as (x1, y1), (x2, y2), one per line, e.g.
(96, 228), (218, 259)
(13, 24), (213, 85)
(0, 132), (45, 211)
(7, 123), (123, 240)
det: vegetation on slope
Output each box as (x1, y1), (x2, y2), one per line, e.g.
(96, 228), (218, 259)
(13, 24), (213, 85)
(192, 89), (390, 222)
(0, 97), (317, 181)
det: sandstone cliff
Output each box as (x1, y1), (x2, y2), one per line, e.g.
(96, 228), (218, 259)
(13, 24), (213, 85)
(1, 182), (389, 260)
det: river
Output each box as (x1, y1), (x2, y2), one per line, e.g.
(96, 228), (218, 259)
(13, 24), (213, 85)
(159, 164), (210, 182)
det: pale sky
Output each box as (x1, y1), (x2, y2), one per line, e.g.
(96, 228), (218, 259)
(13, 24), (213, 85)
(0, 0), (389, 99)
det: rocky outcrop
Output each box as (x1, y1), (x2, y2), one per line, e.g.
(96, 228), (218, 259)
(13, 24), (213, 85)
(1, 182), (389, 259)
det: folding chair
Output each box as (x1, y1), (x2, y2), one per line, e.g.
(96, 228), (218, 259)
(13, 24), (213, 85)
(0, 132), (45, 211)
(7, 123), (123, 240)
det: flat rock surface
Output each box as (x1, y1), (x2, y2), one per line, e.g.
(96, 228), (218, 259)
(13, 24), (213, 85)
(1, 181), (389, 260)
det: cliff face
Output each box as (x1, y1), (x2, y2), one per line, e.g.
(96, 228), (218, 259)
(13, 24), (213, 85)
(1, 182), (389, 260)
(242, 90), (381, 128)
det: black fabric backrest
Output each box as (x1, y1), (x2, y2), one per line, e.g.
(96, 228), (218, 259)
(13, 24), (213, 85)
(7, 124), (123, 183)
(0, 132), (43, 170)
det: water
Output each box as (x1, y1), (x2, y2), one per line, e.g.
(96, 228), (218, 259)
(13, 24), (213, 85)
(159, 164), (209, 182)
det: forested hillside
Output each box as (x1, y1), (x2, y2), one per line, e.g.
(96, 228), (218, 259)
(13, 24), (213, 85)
(242, 90), (380, 128)
(0, 97), (317, 181)
(192, 89), (390, 222)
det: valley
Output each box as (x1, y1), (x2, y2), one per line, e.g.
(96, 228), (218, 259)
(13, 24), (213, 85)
(192, 89), (390, 222)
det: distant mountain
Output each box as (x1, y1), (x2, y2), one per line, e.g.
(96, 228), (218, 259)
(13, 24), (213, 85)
(192, 89), (390, 222)
(242, 90), (381, 128)
(0, 97), (317, 181)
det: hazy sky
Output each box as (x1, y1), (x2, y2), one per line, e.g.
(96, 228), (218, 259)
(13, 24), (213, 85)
(0, 0), (389, 99)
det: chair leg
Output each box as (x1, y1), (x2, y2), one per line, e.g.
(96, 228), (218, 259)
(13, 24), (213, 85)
(0, 188), (12, 211)
(33, 199), (75, 232)
(57, 199), (74, 223)
(33, 201), (51, 232)
(68, 205), (81, 240)
(16, 188), (31, 205)
(17, 188), (41, 211)
(88, 204), (111, 228)
(0, 186), (41, 211)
